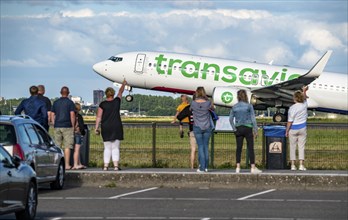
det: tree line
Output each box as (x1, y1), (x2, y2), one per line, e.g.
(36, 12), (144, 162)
(0, 95), (231, 116)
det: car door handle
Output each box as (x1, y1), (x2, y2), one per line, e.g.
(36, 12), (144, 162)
(7, 171), (12, 177)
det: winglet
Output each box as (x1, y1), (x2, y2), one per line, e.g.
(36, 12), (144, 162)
(305, 50), (332, 78)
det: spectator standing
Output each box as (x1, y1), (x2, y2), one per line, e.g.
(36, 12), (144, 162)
(172, 95), (190, 138)
(286, 86), (309, 171)
(51, 86), (75, 170)
(15, 86), (47, 128)
(37, 85), (52, 131)
(229, 90), (262, 174)
(190, 87), (213, 173)
(72, 103), (87, 169)
(95, 80), (127, 171)
(174, 95), (197, 169)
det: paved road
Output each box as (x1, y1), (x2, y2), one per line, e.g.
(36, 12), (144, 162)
(1, 186), (347, 220)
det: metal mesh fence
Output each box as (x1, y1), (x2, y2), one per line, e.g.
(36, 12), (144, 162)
(87, 123), (348, 170)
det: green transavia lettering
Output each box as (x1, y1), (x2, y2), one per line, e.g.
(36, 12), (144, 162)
(154, 54), (301, 86)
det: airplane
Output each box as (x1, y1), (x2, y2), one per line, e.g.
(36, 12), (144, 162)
(92, 50), (348, 122)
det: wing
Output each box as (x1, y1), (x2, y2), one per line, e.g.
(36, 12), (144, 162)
(251, 51), (332, 107)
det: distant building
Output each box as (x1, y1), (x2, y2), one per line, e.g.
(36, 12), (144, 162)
(71, 96), (83, 104)
(93, 90), (104, 105)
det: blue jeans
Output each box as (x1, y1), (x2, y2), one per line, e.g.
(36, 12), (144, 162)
(193, 126), (212, 171)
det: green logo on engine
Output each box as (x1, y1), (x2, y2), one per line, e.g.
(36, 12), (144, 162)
(221, 92), (233, 104)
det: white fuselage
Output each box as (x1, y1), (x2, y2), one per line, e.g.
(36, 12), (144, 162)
(93, 51), (348, 114)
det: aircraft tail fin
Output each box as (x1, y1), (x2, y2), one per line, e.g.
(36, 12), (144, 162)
(305, 50), (332, 78)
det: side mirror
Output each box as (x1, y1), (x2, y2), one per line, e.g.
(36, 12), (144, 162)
(49, 140), (55, 147)
(12, 155), (22, 168)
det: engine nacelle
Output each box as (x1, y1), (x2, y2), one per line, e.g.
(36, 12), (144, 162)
(212, 87), (252, 107)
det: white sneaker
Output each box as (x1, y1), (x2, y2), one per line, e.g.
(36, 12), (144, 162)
(197, 169), (204, 173)
(291, 165), (297, 171)
(205, 169), (208, 172)
(251, 167), (262, 174)
(236, 168), (240, 173)
(299, 165), (307, 171)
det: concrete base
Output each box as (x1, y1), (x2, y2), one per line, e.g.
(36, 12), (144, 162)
(65, 168), (348, 191)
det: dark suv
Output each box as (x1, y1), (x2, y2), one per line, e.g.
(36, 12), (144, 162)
(0, 115), (65, 189)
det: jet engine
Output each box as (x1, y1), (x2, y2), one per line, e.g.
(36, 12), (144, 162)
(212, 87), (252, 107)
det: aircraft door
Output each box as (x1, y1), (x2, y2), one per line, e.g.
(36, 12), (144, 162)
(134, 53), (146, 73)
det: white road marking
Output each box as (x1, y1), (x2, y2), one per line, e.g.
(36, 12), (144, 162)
(237, 189), (276, 201)
(109, 187), (159, 199)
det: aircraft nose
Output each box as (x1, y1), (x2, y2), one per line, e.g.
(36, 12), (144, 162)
(92, 62), (105, 74)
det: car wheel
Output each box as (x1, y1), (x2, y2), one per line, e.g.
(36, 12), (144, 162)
(15, 181), (37, 220)
(50, 161), (65, 190)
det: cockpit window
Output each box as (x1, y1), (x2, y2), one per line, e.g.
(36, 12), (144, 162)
(108, 56), (123, 62)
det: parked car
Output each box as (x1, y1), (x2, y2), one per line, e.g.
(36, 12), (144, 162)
(0, 144), (38, 220)
(0, 115), (65, 189)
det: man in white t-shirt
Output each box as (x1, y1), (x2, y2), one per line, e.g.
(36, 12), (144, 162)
(286, 86), (308, 171)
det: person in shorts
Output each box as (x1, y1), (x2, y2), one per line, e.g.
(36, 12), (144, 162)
(72, 103), (86, 169)
(51, 86), (75, 170)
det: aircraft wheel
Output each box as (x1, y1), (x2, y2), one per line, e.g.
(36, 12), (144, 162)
(125, 95), (133, 102)
(273, 113), (286, 122)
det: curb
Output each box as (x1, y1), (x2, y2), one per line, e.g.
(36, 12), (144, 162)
(65, 170), (348, 190)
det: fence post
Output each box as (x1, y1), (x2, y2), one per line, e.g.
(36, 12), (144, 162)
(262, 123), (266, 168)
(210, 131), (215, 168)
(152, 122), (157, 168)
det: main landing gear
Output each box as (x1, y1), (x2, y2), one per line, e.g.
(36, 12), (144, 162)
(272, 108), (288, 123)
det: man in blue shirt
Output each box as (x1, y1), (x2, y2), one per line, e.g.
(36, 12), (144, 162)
(15, 86), (48, 128)
(51, 86), (75, 170)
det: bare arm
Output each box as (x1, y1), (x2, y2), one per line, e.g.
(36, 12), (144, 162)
(172, 111), (180, 123)
(95, 107), (103, 134)
(117, 80), (128, 99)
(70, 111), (75, 128)
(51, 112), (55, 127)
(303, 85), (309, 100)
(285, 121), (293, 137)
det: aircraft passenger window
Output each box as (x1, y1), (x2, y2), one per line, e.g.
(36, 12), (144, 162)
(153, 63), (156, 67)
(163, 65), (167, 69)
(149, 63), (152, 67)
(174, 66), (177, 70)
(190, 68), (193, 72)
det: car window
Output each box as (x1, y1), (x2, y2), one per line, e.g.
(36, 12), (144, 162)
(17, 124), (31, 145)
(0, 146), (13, 165)
(24, 124), (40, 145)
(34, 124), (52, 146)
(0, 124), (16, 145)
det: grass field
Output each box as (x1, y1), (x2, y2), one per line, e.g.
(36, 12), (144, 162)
(86, 121), (348, 170)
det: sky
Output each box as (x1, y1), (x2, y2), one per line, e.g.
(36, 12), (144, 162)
(1, 0), (347, 103)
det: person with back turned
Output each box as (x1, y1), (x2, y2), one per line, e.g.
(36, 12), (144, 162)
(286, 86), (309, 171)
(51, 86), (75, 170)
(15, 85), (47, 128)
(229, 89), (262, 174)
(37, 85), (52, 131)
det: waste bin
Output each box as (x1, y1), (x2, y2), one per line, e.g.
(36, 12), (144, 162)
(69, 125), (90, 167)
(263, 125), (287, 169)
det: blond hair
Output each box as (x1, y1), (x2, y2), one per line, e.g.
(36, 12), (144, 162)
(105, 87), (115, 98)
(293, 90), (305, 103)
(75, 103), (81, 112)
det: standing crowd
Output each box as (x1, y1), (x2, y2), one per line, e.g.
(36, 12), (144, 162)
(15, 85), (86, 170)
(14, 82), (309, 173)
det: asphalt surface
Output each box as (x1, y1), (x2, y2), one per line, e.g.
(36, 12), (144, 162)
(1, 185), (347, 220)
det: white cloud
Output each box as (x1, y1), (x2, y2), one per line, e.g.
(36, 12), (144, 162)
(1, 58), (46, 67)
(298, 49), (322, 66)
(197, 44), (228, 58)
(298, 28), (343, 51)
(61, 8), (95, 18)
(264, 46), (295, 65)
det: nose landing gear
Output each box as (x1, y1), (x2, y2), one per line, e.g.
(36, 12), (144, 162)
(125, 85), (133, 102)
(272, 108), (288, 122)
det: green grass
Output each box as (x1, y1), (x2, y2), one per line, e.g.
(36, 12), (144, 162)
(87, 123), (348, 170)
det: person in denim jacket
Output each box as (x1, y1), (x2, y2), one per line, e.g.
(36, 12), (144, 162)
(229, 90), (262, 174)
